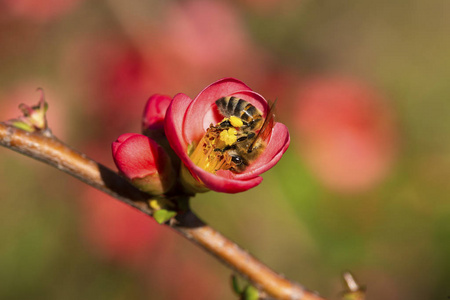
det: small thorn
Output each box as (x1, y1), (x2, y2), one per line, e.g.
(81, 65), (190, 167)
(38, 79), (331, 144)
(341, 271), (365, 300)
(343, 271), (359, 292)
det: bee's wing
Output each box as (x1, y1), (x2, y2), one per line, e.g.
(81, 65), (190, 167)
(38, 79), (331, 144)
(248, 101), (276, 152)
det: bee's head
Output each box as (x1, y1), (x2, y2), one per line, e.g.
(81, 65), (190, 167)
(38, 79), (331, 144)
(230, 155), (247, 172)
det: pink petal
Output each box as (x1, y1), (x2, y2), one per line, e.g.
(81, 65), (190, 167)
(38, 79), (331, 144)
(183, 89), (271, 145)
(164, 93), (193, 159)
(112, 134), (161, 179)
(228, 90), (270, 116)
(142, 94), (172, 131)
(186, 160), (263, 193)
(233, 123), (290, 180)
(193, 90), (271, 134)
(183, 78), (254, 144)
(112, 132), (139, 156)
(199, 90), (270, 133)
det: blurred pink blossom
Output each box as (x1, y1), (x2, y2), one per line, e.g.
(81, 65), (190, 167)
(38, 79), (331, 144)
(295, 76), (398, 193)
(146, 252), (224, 300)
(162, 1), (249, 70)
(60, 0), (269, 136)
(78, 188), (162, 267)
(1, 0), (83, 22)
(155, 0), (268, 92)
(60, 35), (175, 138)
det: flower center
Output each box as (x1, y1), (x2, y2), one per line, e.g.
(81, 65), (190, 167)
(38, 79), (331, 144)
(219, 128), (237, 146)
(189, 117), (245, 174)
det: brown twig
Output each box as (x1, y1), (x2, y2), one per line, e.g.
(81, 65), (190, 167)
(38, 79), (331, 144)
(0, 123), (326, 300)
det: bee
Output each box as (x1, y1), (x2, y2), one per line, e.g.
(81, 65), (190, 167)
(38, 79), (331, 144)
(214, 96), (275, 172)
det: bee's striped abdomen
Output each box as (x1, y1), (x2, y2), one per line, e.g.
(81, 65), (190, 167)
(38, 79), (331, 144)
(241, 103), (258, 122)
(216, 96), (262, 126)
(213, 96), (275, 173)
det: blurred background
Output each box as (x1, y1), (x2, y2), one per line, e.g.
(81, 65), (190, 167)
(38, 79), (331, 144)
(0, 0), (449, 299)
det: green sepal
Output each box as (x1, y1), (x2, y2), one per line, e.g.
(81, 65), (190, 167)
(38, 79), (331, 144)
(10, 120), (34, 132)
(342, 291), (365, 300)
(153, 209), (177, 224)
(180, 163), (210, 194)
(231, 275), (242, 295)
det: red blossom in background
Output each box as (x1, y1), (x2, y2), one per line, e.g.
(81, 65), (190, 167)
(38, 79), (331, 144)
(60, 35), (170, 139)
(161, 1), (251, 72)
(1, 0), (83, 22)
(145, 255), (224, 300)
(164, 78), (290, 194)
(112, 133), (175, 194)
(78, 188), (162, 267)
(152, 0), (269, 93)
(294, 77), (398, 193)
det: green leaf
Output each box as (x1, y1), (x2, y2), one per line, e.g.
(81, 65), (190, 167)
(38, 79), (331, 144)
(11, 121), (34, 132)
(242, 285), (259, 300)
(153, 209), (176, 224)
(231, 275), (242, 295)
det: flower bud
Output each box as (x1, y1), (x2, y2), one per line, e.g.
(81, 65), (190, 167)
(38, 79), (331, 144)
(112, 133), (175, 195)
(6, 88), (49, 133)
(142, 94), (172, 141)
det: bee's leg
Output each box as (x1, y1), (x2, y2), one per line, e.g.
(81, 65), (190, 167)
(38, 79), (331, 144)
(219, 119), (232, 128)
(214, 145), (236, 153)
(248, 118), (263, 130)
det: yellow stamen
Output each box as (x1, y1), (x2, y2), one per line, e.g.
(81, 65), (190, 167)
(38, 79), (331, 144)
(188, 129), (227, 173)
(229, 116), (243, 127)
(149, 199), (161, 210)
(219, 128), (237, 146)
(188, 124), (236, 174)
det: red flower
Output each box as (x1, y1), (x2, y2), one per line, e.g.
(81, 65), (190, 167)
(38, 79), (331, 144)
(164, 78), (290, 193)
(295, 77), (397, 193)
(112, 133), (175, 194)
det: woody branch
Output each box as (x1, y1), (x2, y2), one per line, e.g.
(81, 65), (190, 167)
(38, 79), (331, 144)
(0, 123), (326, 300)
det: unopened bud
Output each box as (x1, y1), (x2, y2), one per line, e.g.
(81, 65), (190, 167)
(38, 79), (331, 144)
(112, 133), (175, 195)
(142, 94), (172, 142)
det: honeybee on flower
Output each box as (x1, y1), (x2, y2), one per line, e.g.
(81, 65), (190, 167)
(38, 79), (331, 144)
(165, 78), (289, 194)
(112, 78), (289, 195)
(190, 96), (275, 173)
